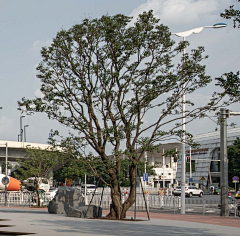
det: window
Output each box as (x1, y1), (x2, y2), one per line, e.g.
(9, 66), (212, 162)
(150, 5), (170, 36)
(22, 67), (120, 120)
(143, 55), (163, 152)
(186, 160), (195, 172)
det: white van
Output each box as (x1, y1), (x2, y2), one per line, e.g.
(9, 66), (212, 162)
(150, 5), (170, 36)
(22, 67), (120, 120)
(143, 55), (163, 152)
(81, 184), (98, 194)
(24, 177), (50, 192)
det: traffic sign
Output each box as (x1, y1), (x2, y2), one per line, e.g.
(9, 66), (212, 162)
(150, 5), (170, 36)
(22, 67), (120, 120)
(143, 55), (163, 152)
(189, 178), (193, 182)
(143, 173), (148, 182)
(2, 176), (9, 185)
(233, 176), (239, 181)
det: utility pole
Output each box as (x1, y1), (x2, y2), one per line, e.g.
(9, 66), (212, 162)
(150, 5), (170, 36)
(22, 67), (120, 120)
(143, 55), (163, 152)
(219, 108), (240, 216)
(220, 108), (228, 216)
(5, 142), (8, 206)
(144, 151), (147, 190)
(162, 148), (165, 191)
(190, 146), (192, 185)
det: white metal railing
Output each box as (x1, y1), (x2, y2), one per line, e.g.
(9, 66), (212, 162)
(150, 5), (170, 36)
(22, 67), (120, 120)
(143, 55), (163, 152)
(0, 191), (32, 205)
(0, 191), (224, 215)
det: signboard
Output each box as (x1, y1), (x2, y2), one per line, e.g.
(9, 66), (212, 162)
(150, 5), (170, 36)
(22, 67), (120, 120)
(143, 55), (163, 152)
(143, 173), (148, 182)
(189, 178), (193, 183)
(233, 176), (239, 181)
(186, 148), (209, 155)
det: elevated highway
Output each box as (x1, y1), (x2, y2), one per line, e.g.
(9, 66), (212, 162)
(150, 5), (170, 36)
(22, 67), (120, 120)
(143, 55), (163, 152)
(0, 140), (50, 174)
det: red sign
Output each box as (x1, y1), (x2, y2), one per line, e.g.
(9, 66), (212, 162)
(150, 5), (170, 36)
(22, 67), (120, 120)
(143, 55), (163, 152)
(233, 176), (239, 181)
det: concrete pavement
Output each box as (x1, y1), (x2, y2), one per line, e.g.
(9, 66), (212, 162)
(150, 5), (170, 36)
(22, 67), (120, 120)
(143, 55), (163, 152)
(0, 206), (239, 236)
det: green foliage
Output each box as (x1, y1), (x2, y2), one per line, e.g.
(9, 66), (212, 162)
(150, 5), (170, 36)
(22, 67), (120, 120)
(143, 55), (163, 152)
(217, 2), (240, 104)
(1, 161), (13, 174)
(228, 137), (240, 187)
(15, 147), (68, 182)
(215, 71), (240, 103)
(220, 0), (240, 28)
(53, 159), (88, 183)
(54, 157), (156, 187)
(18, 11), (218, 159)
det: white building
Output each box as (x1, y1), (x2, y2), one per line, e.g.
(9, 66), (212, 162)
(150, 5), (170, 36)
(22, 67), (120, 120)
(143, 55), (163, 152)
(140, 142), (181, 188)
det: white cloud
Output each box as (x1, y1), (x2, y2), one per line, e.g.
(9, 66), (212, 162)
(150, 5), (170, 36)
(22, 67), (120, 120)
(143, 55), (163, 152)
(31, 39), (52, 54)
(130, 0), (232, 30)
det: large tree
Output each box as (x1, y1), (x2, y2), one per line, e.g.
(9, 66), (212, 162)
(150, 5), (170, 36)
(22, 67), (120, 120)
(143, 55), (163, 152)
(216, 1), (240, 101)
(18, 11), (224, 219)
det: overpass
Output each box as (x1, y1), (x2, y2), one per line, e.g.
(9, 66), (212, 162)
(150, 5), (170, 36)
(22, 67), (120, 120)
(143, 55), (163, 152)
(0, 140), (50, 175)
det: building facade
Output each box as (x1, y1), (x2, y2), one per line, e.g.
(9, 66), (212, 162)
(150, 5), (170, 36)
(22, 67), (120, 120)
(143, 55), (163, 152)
(176, 127), (240, 189)
(140, 142), (181, 188)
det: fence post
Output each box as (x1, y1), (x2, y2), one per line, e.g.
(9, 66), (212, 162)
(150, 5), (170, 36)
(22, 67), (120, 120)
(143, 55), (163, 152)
(203, 200), (205, 215)
(173, 197), (176, 213)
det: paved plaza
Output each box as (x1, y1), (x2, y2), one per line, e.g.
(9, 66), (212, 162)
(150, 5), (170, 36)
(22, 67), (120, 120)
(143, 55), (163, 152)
(0, 207), (239, 236)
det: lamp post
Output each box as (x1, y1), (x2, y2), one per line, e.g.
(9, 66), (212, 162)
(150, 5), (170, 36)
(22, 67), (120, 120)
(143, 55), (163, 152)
(5, 142), (8, 206)
(20, 116), (25, 142)
(144, 151), (147, 190)
(172, 23), (227, 215)
(24, 125), (29, 142)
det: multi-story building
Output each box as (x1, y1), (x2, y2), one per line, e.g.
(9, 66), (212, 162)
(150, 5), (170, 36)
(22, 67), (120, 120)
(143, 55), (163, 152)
(140, 142), (181, 188)
(176, 127), (240, 189)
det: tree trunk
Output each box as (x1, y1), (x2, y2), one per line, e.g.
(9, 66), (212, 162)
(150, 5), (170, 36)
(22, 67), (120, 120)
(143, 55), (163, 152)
(37, 191), (41, 207)
(106, 165), (136, 220)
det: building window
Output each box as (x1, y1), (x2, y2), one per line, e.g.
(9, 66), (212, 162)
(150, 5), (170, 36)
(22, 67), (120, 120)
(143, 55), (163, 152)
(186, 160), (195, 172)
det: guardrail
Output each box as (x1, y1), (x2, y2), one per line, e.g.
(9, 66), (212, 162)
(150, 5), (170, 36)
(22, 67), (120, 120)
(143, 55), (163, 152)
(0, 191), (32, 205)
(2, 191), (236, 216)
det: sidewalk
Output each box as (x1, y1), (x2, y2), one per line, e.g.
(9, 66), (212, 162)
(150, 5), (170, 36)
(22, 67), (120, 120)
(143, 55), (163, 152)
(0, 206), (239, 236)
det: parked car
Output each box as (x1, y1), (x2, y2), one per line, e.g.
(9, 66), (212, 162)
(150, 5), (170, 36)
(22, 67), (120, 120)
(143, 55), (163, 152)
(81, 184), (98, 195)
(173, 186), (203, 197)
(44, 187), (58, 201)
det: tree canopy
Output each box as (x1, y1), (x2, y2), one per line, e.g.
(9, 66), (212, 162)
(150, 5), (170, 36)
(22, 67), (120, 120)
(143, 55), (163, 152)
(221, 0), (240, 28)
(228, 138), (240, 187)
(15, 146), (67, 182)
(216, 1), (240, 101)
(18, 11), (225, 219)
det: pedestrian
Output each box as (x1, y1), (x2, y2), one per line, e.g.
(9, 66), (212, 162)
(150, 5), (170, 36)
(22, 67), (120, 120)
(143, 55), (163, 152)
(210, 185), (214, 195)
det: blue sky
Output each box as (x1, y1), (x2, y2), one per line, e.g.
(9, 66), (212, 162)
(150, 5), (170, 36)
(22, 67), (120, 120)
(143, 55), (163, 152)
(0, 0), (239, 144)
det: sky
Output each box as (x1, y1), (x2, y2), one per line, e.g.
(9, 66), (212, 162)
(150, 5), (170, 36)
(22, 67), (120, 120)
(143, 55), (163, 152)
(0, 0), (239, 145)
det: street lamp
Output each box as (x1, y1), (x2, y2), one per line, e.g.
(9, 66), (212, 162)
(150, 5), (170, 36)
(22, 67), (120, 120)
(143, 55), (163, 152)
(24, 125), (29, 142)
(20, 116), (25, 142)
(172, 23), (227, 215)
